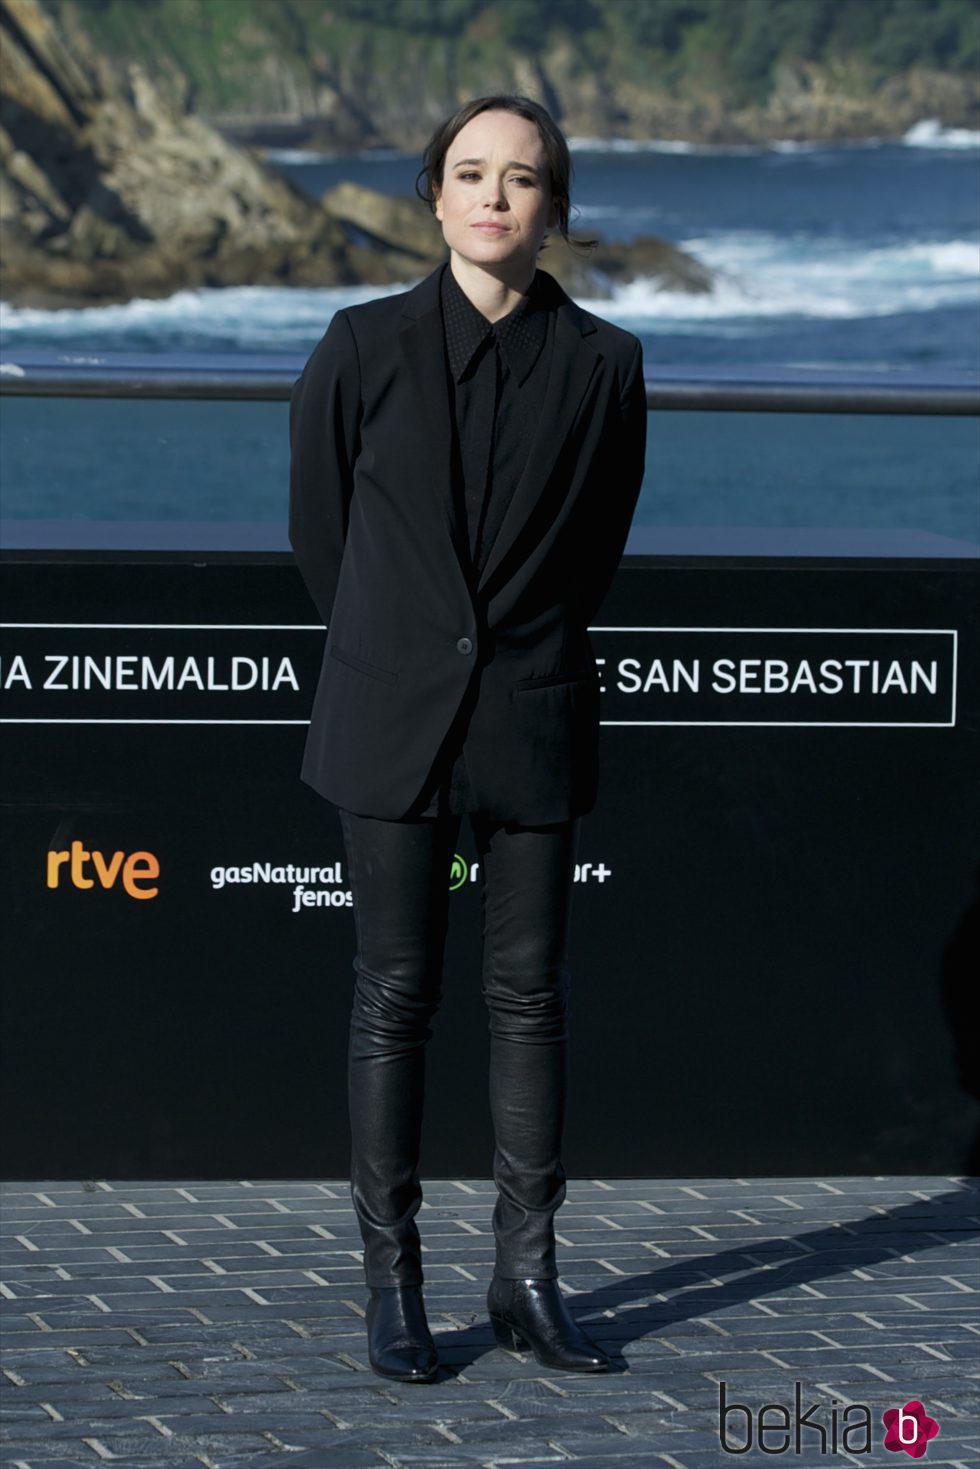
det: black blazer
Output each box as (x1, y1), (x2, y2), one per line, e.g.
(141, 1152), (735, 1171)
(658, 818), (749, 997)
(288, 260), (647, 823)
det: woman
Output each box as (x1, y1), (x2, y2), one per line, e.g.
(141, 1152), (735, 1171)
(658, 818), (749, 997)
(289, 95), (647, 1383)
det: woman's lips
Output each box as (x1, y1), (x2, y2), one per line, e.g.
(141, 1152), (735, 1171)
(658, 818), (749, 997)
(472, 223), (509, 233)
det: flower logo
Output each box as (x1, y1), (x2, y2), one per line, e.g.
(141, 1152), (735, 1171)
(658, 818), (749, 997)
(882, 1400), (940, 1458)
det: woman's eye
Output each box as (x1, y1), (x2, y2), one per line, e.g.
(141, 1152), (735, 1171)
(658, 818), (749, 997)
(459, 173), (533, 185)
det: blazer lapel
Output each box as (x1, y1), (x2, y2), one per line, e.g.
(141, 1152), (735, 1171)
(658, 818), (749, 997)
(398, 261), (602, 598)
(398, 265), (458, 548)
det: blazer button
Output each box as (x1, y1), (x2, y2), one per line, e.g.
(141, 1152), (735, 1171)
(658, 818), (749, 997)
(456, 636), (473, 655)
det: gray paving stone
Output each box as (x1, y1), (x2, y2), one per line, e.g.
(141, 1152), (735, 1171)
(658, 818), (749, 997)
(3, 1175), (977, 1469)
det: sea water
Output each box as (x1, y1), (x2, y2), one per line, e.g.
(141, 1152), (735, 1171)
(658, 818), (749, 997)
(1, 124), (977, 543)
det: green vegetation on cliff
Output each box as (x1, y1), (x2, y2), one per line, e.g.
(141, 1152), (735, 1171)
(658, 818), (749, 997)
(51, 0), (980, 133)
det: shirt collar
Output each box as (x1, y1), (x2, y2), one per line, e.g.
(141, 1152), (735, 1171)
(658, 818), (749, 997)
(440, 261), (548, 386)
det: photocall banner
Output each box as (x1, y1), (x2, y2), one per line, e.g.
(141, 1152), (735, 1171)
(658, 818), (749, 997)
(0, 623), (958, 726)
(1, 554), (977, 1179)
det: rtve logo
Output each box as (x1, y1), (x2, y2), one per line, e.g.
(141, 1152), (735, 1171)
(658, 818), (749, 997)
(46, 839), (160, 899)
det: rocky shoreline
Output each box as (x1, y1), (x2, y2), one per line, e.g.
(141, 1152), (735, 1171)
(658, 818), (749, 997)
(1, 0), (975, 313)
(195, 40), (978, 156)
(210, 63), (979, 157)
(0, 0), (716, 311)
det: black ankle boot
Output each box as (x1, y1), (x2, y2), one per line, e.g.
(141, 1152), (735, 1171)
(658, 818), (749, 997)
(365, 1285), (439, 1382)
(487, 1275), (611, 1372)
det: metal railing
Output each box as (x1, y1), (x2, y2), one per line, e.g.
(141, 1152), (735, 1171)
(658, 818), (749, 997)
(1, 349), (978, 414)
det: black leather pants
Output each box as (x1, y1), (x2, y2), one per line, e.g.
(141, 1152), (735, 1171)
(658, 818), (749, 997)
(338, 804), (581, 1288)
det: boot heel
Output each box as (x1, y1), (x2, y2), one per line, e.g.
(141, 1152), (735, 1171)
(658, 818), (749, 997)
(490, 1311), (528, 1352)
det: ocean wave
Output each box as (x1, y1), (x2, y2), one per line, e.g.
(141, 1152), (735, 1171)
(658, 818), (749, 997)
(1, 232), (975, 344)
(261, 147), (336, 164)
(0, 281), (409, 345)
(902, 118), (980, 149)
(570, 121), (980, 154)
(261, 145), (416, 164)
(594, 231), (980, 323)
(571, 135), (782, 155)
(231, 123), (980, 167)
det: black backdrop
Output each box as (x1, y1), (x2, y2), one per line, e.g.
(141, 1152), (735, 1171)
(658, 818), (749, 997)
(2, 549), (978, 1179)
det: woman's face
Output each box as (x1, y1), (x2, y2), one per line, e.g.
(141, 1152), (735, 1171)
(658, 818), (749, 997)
(433, 109), (559, 275)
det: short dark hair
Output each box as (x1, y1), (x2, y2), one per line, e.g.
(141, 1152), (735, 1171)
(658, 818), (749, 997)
(414, 94), (598, 254)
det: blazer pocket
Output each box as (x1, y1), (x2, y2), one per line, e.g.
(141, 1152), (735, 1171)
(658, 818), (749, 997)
(328, 642), (399, 685)
(515, 668), (592, 691)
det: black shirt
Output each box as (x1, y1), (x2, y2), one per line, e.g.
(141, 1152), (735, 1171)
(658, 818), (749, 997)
(440, 258), (553, 580)
(410, 261), (556, 819)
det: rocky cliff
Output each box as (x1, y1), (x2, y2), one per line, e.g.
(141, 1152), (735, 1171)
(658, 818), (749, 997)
(0, 0), (353, 307)
(50, 0), (980, 151)
(0, 0), (714, 309)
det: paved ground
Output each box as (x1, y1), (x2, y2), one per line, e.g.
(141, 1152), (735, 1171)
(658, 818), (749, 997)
(1, 1176), (977, 1468)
